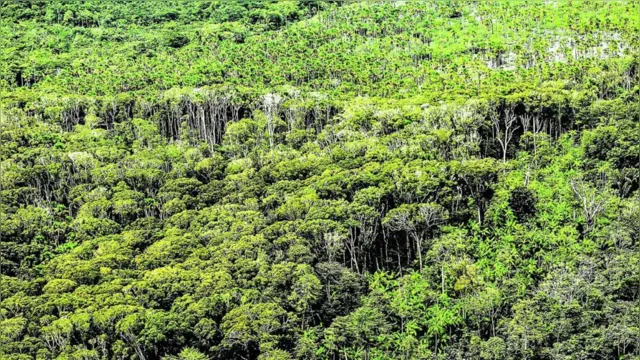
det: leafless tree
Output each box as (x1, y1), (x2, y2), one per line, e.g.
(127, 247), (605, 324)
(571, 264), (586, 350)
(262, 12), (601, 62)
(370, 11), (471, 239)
(519, 113), (533, 134)
(570, 178), (608, 233)
(263, 93), (283, 147)
(491, 105), (519, 162)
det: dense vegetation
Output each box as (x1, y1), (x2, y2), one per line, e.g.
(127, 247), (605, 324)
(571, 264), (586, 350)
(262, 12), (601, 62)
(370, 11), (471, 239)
(1, 0), (639, 359)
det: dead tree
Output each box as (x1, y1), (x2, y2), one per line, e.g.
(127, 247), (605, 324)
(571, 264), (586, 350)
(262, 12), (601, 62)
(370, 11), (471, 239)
(570, 178), (608, 233)
(491, 105), (519, 163)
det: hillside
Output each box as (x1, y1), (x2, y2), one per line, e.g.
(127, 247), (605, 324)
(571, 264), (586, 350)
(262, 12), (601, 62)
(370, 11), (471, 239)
(1, 1), (640, 359)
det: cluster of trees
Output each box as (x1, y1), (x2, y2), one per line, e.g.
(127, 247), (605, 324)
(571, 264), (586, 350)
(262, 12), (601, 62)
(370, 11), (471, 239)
(0, 0), (331, 28)
(1, 0), (638, 97)
(1, 0), (640, 359)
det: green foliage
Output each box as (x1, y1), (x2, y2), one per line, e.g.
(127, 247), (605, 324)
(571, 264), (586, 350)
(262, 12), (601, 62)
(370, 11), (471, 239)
(1, 0), (640, 359)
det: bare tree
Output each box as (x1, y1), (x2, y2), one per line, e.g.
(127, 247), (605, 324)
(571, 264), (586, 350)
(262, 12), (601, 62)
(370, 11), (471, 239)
(491, 105), (519, 162)
(263, 93), (283, 147)
(519, 113), (533, 134)
(519, 113), (533, 151)
(570, 178), (608, 233)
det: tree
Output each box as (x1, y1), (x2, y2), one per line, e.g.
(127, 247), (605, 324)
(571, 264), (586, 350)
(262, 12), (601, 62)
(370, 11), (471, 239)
(383, 203), (447, 272)
(220, 302), (289, 357)
(506, 299), (551, 360)
(491, 104), (519, 163)
(453, 159), (499, 225)
(323, 306), (390, 360)
(570, 177), (609, 233)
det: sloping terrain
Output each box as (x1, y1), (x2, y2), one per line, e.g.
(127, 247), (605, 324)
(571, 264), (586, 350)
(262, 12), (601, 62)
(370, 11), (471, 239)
(1, 1), (640, 359)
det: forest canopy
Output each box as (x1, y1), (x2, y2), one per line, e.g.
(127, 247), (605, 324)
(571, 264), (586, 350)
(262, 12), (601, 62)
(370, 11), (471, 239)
(1, 0), (640, 359)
